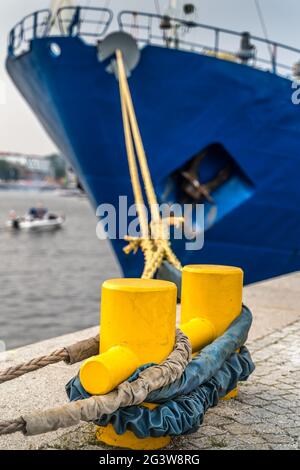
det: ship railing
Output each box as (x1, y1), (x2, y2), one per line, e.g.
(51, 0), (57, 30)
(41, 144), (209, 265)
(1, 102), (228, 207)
(8, 7), (114, 57)
(56, 6), (113, 43)
(118, 10), (300, 78)
(8, 8), (300, 79)
(8, 9), (52, 57)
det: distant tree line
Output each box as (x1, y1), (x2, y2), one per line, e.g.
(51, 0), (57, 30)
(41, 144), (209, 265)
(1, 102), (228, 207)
(46, 153), (67, 179)
(0, 160), (20, 181)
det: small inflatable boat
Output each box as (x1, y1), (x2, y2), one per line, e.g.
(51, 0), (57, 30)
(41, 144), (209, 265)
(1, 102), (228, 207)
(5, 213), (65, 232)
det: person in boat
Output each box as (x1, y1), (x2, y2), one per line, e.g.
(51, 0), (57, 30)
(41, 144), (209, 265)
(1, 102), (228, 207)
(28, 203), (48, 220)
(8, 210), (20, 229)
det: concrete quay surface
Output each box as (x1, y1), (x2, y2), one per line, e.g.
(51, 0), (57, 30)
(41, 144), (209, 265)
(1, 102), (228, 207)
(0, 271), (299, 450)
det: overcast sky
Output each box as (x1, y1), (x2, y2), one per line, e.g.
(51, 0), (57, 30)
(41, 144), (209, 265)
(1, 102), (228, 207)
(0, 0), (299, 155)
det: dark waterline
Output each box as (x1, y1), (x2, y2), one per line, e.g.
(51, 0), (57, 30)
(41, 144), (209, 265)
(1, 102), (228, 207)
(0, 191), (120, 349)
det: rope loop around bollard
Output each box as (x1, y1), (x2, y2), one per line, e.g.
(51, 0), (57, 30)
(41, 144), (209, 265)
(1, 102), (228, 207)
(0, 329), (192, 436)
(66, 306), (254, 438)
(0, 307), (255, 438)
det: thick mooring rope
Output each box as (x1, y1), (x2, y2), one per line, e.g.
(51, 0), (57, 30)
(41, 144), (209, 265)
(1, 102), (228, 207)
(0, 349), (68, 384)
(0, 329), (192, 436)
(0, 418), (26, 436)
(116, 49), (182, 279)
(0, 334), (100, 385)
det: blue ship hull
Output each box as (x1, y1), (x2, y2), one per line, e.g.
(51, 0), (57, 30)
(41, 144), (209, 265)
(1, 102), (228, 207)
(6, 34), (300, 284)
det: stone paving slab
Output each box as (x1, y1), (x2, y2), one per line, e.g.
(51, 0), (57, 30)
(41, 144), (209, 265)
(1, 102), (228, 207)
(0, 272), (299, 450)
(244, 271), (300, 341)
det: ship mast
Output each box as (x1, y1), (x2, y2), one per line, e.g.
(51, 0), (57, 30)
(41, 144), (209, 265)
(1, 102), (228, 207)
(170, 0), (178, 12)
(50, 0), (74, 15)
(50, 0), (75, 33)
(167, 0), (178, 17)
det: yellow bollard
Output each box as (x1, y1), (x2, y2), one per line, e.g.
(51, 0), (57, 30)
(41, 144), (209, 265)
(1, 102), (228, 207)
(180, 264), (243, 399)
(100, 279), (176, 364)
(180, 264), (243, 349)
(80, 278), (177, 449)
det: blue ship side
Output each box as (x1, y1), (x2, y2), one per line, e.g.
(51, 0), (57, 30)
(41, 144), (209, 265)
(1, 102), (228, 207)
(6, 24), (300, 284)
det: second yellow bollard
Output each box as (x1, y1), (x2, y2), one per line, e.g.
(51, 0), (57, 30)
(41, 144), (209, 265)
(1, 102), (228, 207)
(180, 264), (243, 399)
(180, 264), (243, 353)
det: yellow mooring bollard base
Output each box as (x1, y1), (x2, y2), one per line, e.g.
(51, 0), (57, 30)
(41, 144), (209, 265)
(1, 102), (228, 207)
(221, 387), (239, 400)
(96, 425), (171, 450)
(96, 402), (171, 450)
(96, 403), (171, 450)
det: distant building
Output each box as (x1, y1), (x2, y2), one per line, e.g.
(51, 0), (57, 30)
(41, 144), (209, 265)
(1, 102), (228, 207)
(0, 152), (51, 181)
(0, 152), (68, 186)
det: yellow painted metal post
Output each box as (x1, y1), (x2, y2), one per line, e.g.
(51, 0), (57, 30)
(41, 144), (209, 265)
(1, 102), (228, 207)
(180, 264), (243, 398)
(80, 278), (177, 449)
(100, 279), (176, 363)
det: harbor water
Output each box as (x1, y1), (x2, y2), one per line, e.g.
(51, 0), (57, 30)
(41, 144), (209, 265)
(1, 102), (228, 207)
(0, 191), (120, 349)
